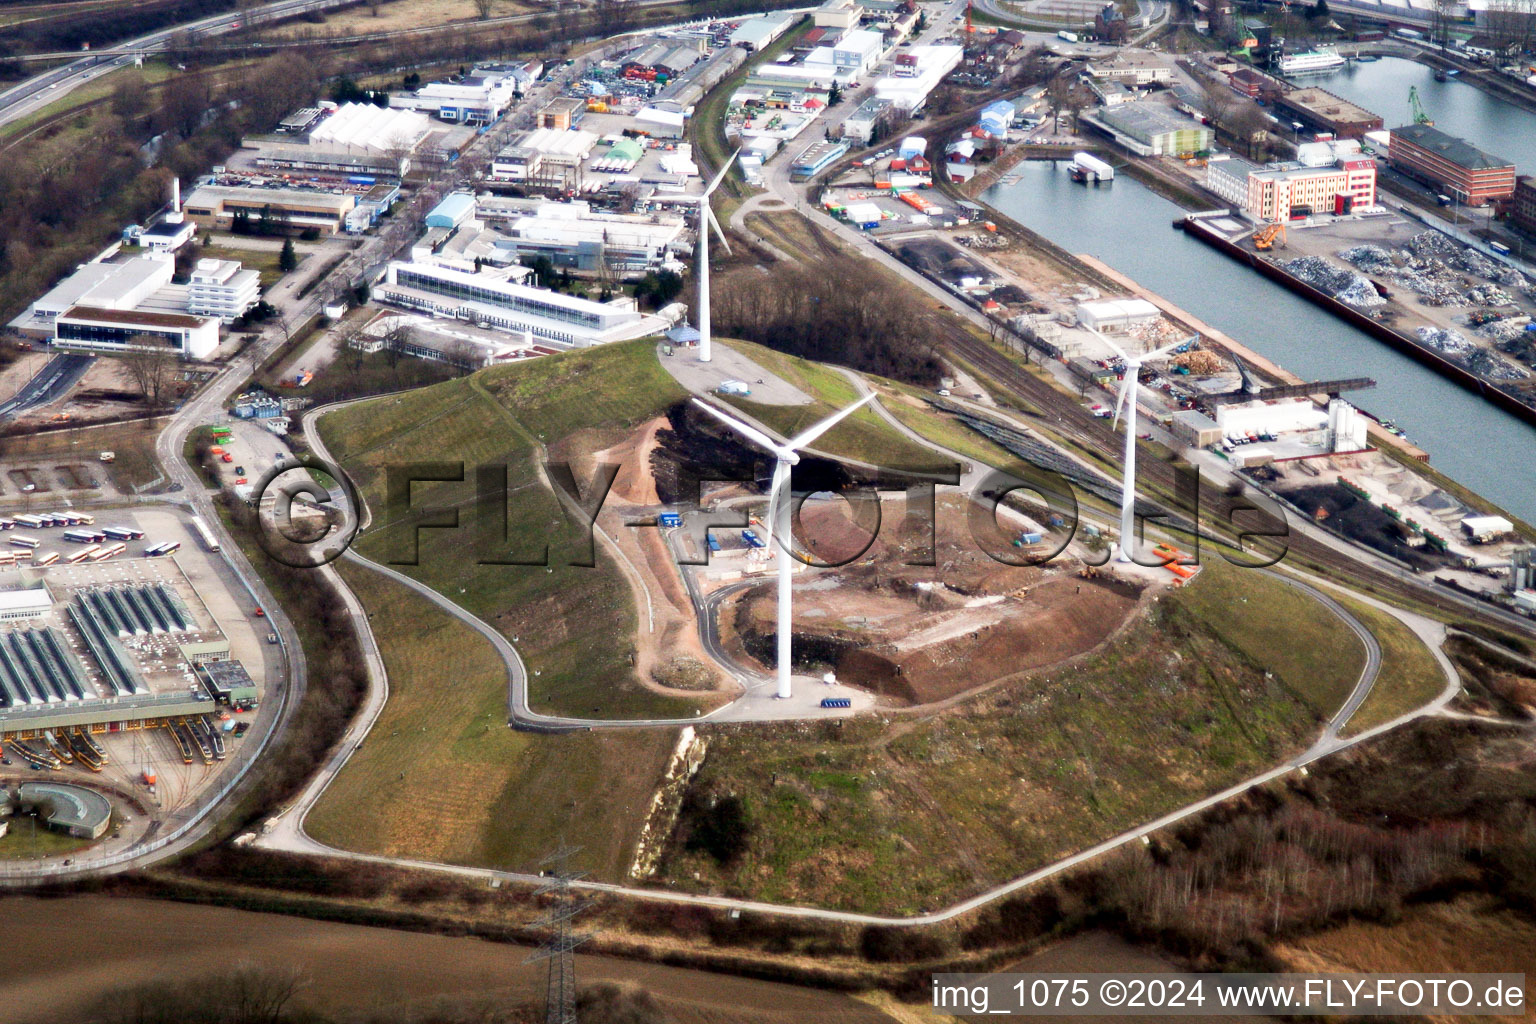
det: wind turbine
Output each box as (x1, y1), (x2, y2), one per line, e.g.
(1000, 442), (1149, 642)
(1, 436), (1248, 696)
(692, 393), (876, 699)
(693, 149), (739, 363)
(1098, 332), (1187, 563)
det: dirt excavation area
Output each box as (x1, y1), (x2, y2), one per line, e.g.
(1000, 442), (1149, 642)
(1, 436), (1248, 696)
(725, 495), (1145, 705)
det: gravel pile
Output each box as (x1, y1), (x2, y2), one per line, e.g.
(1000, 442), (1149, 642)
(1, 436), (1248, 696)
(1416, 325), (1474, 355)
(1284, 256), (1385, 308)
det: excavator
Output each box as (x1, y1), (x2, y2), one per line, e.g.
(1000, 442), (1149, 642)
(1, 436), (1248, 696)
(1252, 222), (1287, 250)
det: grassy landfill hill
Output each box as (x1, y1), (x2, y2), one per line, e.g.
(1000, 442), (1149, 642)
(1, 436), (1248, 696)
(310, 340), (1441, 907)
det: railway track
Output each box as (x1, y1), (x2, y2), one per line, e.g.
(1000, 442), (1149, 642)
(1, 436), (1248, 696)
(940, 325), (1530, 630)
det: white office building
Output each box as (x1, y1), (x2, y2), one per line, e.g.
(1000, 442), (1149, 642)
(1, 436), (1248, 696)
(873, 45), (963, 110)
(186, 259), (261, 322)
(390, 65), (520, 123)
(376, 261), (670, 346)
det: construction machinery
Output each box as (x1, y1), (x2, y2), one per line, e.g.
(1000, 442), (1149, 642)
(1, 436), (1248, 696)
(1253, 222), (1287, 250)
(1409, 85), (1433, 125)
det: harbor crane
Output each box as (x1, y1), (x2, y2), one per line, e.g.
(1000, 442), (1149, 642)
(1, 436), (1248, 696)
(1409, 85), (1434, 125)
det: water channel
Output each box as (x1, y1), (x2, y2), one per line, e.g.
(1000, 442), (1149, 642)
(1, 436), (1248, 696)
(982, 162), (1536, 523)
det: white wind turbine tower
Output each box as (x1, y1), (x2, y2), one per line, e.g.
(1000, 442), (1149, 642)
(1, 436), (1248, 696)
(692, 149), (739, 363)
(1098, 331), (1187, 562)
(693, 393), (876, 699)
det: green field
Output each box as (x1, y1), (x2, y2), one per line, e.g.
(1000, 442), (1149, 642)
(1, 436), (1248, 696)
(660, 573), (1331, 914)
(318, 341), (698, 720)
(1175, 560), (1367, 719)
(1337, 597), (1447, 735)
(306, 562), (676, 879)
(717, 340), (950, 472)
(200, 245), (288, 289)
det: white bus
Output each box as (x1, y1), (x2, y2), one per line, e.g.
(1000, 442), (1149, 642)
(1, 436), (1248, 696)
(33, 551), (60, 567)
(65, 546), (99, 564)
(190, 514), (220, 553)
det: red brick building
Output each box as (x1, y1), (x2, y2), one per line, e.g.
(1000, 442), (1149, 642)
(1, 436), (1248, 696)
(1388, 124), (1516, 206)
(1511, 175), (1536, 236)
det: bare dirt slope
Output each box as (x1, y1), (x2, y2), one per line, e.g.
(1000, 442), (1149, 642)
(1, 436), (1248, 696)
(730, 498), (1142, 704)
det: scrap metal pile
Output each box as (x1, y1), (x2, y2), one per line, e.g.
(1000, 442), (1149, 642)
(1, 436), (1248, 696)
(1337, 234), (1531, 308)
(1284, 255), (1384, 308)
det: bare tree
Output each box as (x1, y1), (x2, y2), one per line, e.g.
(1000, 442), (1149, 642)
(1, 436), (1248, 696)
(120, 344), (178, 408)
(473, 0), (495, 19)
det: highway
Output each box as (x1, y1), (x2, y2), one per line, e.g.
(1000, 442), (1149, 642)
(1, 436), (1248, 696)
(0, 0), (356, 132)
(0, 353), (93, 420)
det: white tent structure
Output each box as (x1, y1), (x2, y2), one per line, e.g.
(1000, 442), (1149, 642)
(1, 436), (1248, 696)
(692, 393), (876, 699)
(1100, 332), (1186, 562)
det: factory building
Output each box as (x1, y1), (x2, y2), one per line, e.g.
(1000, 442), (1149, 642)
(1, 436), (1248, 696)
(1082, 53), (1174, 86)
(1092, 102), (1213, 157)
(873, 44), (962, 110)
(490, 128), (599, 190)
(1387, 124), (1516, 206)
(1271, 87), (1383, 140)
(1247, 159), (1377, 220)
(425, 192), (478, 231)
(26, 255), (175, 325)
(0, 590), (50, 623)
(389, 65), (520, 123)
(1170, 409), (1222, 448)
(538, 97), (588, 131)
(731, 11), (798, 50)
(186, 259), (261, 323)
(1076, 297), (1160, 332)
(249, 103), (432, 177)
(54, 307), (220, 360)
(376, 261), (663, 346)
(790, 140), (849, 181)
(472, 199), (687, 278)
(182, 184), (358, 235)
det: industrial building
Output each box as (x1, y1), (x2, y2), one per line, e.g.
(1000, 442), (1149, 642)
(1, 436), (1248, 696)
(182, 183), (358, 235)
(0, 554), (253, 743)
(791, 140), (850, 181)
(26, 254), (175, 325)
(389, 65), (521, 123)
(1271, 88), (1383, 140)
(872, 44), (962, 110)
(1509, 175), (1536, 237)
(730, 11), (799, 49)
(0, 589), (51, 623)
(1091, 103), (1213, 158)
(1170, 409), (1222, 448)
(1082, 53), (1174, 86)
(55, 307), (219, 360)
(1245, 158), (1377, 220)
(538, 97), (588, 131)
(16, 782), (112, 839)
(186, 259), (260, 323)
(195, 660), (258, 705)
(248, 103), (432, 177)
(490, 128), (600, 190)
(1076, 297), (1160, 332)
(1387, 124), (1516, 206)
(375, 261), (668, 346)
(474, 198), (687, 277)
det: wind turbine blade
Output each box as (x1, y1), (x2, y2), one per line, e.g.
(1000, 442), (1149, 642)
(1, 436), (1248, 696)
(1143, 337), (1188, 362)
(705, 204), (732, 257)
(1111, 374), (1133, 431)
(786, 393), (876, 451)
(766, 458), (792, 552)
(691, 398), (793, 459)
(703, 149), (740, 197)
(1091, 328), (1129, 363)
